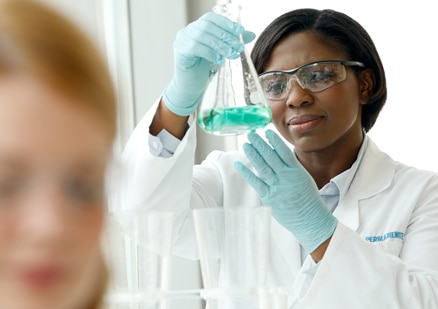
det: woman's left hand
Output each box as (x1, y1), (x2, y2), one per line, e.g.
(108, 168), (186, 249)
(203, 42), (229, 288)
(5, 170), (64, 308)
(234, 129), (338, 254)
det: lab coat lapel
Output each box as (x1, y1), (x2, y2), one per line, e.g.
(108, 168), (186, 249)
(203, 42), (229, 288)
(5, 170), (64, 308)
(333, 139), (395, 231)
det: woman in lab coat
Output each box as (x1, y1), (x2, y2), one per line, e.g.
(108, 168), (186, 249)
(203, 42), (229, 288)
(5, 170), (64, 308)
(117, 8), (438, 308)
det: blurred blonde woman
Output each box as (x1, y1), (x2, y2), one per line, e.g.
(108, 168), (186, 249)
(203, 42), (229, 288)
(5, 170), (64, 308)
(0, 0), (117, 308)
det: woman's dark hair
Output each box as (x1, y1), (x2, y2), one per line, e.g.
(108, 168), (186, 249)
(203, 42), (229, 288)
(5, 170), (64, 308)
(251, 8), (387, 132)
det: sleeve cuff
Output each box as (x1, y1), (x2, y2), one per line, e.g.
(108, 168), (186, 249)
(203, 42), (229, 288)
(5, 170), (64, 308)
(148, 128), (184, 158)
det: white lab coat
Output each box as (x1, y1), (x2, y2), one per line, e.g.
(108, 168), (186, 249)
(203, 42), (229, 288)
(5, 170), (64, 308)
(112, 100), (438, 308)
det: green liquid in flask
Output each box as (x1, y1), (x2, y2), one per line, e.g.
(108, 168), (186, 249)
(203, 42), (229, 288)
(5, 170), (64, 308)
(198, 105), (272, 136)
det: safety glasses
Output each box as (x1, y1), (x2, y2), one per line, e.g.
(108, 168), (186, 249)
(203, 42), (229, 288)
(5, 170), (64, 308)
(258, 60), (365, 101)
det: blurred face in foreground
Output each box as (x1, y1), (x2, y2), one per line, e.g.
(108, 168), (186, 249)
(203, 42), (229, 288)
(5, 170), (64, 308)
(0, 74), (113, 309)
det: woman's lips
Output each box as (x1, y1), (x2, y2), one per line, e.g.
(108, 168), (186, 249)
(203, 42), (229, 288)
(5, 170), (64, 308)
(18, 265), (65, 289)
(287, 114), (324, 133)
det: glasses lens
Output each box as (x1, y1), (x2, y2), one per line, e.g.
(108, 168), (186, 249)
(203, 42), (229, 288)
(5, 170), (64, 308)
(259, 73), (289, 101)
(259, 62), (349, 101)
(298, 63), (347, 92)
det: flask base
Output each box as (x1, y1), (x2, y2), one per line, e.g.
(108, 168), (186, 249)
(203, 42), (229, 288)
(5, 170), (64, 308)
(198, 105), (272, 136)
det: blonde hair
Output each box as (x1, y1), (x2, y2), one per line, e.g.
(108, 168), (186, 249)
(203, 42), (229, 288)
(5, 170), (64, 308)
(0, 0), (117, 138)
(0, 0), (115, 308)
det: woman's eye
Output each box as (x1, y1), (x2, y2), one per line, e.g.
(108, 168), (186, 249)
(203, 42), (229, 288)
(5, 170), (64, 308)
(309, 69), (334, 82)
(65, 179), (104, 203)
(266, 81), (285, 95)
(263, 75), (288, 97)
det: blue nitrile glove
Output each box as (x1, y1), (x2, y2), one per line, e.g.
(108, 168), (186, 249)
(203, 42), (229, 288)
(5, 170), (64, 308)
(162, 12), (256, 116)
(234, 129), (338, 254)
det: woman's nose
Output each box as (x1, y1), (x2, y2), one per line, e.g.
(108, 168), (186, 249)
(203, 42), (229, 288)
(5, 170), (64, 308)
(284, 79), (313, 108)
(21, 185), (66, 243)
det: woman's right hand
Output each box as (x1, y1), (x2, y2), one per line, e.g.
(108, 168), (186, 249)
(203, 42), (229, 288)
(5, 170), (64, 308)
(162, 12), (255, 117)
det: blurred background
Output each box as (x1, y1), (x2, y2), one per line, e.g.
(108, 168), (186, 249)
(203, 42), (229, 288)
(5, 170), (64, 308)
(39, 0), (438, 308)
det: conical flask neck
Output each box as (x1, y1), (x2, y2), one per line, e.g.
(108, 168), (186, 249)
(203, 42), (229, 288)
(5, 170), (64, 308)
(213, 2), (242, 23)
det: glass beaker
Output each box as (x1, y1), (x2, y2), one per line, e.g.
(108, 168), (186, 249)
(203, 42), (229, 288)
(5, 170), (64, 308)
(102, 210), (174, 309)
(197, 1), (272, 136)
(192, 206), (272, 309)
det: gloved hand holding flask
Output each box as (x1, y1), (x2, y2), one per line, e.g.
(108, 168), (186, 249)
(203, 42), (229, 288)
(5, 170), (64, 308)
(234, 129), (338, 254)
(162, 12), (255, 116)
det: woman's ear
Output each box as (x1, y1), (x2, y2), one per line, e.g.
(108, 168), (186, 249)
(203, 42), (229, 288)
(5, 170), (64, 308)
(359, 69), (375, 105)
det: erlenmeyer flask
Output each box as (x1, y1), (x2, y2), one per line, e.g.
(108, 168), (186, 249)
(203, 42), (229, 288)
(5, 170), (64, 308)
(197, 1), (272, 136)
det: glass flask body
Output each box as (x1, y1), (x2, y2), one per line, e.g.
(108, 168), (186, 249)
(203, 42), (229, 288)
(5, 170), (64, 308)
(197, 3), (272, 136)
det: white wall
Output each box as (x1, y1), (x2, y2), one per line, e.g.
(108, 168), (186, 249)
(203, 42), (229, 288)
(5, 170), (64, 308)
(129, 0), (187, 124)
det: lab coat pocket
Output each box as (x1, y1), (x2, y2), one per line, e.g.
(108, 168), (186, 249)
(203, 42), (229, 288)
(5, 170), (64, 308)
(373, 239), (403, 256)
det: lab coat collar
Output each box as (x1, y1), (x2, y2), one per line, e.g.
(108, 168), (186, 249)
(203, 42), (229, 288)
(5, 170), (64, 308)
(330, 135), (369, 206)
(351, 137), (395, 199)
(333, 136), (396, 230)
